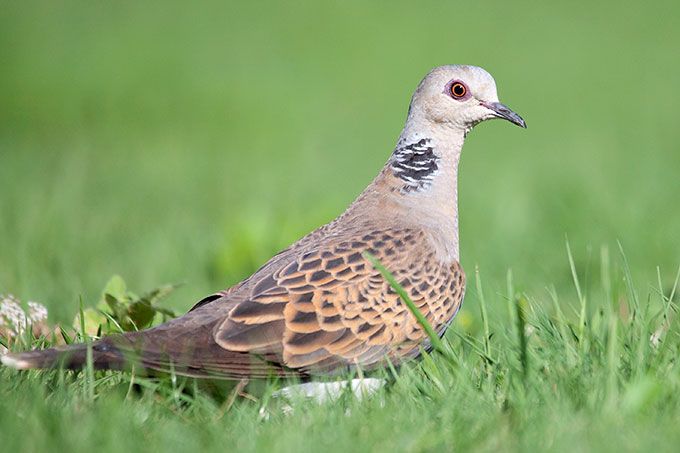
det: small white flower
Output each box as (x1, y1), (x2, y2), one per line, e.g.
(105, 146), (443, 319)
(0, 295), (51, 340)
(27, 301), (48, 323)
(1, 297), (27, 335)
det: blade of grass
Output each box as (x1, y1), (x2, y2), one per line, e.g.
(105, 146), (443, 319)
(618, 242), (646, 378)
(515, 295), (529, 381)
(506, 269), (516, 333)
(617, 241), (640, 311)
(78, 296), (95, 402)
(475, 265), (492, 362)
(566, 238), (587, 347)
(546, 285), (576, 365)
(125, 365), (137, 401)
(449, 330), (496, 365)
(605, 308), (619, 408)
(660, 265), (680, 318)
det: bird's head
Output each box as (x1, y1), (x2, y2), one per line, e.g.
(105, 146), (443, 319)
(408, 65), (526, 132)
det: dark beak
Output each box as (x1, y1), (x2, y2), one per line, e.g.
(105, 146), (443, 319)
(481, 101), (526, 128)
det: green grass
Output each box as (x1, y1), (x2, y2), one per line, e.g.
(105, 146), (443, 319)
(1, 1), (680, 451)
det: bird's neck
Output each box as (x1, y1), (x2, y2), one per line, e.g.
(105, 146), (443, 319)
(347, 123), (467, 262)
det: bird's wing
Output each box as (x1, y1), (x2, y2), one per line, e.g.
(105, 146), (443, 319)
(214, 227), (465, 374)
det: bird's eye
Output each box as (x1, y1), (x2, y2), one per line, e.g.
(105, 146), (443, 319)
(451, 82), (467, 98)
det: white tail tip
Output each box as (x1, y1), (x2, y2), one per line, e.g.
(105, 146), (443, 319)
(1, 353), (33, 370)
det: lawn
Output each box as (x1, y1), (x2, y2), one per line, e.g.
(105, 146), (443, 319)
(1, 1), (679, 451)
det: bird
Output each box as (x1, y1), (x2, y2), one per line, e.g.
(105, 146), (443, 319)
(1, 65), (525, 379)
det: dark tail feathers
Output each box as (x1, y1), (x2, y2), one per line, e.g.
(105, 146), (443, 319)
(1, 338), (129, 371)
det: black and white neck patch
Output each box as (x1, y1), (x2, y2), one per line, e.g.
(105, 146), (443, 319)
(390, 138), (439, 193)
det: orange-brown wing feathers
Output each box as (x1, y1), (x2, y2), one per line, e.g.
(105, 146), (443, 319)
(214, 228), (466, 374)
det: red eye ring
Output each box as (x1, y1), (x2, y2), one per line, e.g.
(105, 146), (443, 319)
(451, 82), (467, 98)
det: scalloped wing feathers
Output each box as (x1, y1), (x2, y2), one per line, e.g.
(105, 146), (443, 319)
(213, 227), (465, 375)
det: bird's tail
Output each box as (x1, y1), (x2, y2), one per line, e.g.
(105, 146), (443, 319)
(1, 313), (295, 379)
(1, 337), (130, 371)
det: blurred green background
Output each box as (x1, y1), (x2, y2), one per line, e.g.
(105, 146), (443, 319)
(1, 0), (678, 323)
